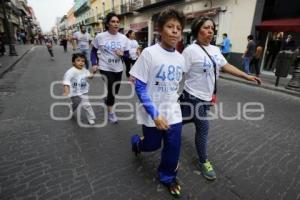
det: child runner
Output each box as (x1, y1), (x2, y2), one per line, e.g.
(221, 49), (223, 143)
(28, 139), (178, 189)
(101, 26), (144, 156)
(45, 36), (54, 60)
(129, 7), (185, 198)
(63, 53), (96, 125)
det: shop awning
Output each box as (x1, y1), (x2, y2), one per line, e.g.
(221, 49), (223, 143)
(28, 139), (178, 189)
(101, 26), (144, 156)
(256, 18), (300, 32)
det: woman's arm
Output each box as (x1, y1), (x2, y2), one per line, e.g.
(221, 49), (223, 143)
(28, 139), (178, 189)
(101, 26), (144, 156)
(222, 63), (261, 85)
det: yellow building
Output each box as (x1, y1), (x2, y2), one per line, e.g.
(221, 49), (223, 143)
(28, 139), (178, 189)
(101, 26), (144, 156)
(88, 0), (103, 36)
(66, 6), (76, 39)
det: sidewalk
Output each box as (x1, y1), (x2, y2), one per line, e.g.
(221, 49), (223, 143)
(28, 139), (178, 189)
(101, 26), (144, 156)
(0, 44), (34, 78)
(220, 71), (300, 97)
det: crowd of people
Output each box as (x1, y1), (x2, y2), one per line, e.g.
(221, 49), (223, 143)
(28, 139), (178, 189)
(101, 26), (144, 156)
(60, 7), (262, 198)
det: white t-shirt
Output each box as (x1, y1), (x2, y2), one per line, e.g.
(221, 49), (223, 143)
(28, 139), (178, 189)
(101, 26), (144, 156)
(92, 31), (129, 72)
(63, 67), (91, 97)
(130, 44), (185, 127)
(128, 39), (139, 60)
(73, 31), (91, 50)
(182, 43), (227, 101)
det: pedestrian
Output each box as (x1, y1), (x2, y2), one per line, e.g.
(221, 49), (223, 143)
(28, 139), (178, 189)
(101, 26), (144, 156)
(90, 12), (129, 123)
(72, 25), (92, 69)
(242, 35), (256, 74)
(45, 37), (55, 60)
(250, 42), (263, 77)
(130, 7), (185, 198)
(124, 30), (140, 78)
(179, 16), (261, 181)
(60, 35), (68, 52)
(63, 53), (96, 125)
(282, 34), (296, 51)
(265, 34), (282, 70)
(220, 33), (231, 59)
(0, 32), (5, 56)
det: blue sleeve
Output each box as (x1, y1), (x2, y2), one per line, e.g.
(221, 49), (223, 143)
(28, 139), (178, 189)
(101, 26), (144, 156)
(135, 78), (159, 120)
(90, 46), (98, 66)
(123, 50), (129, 61)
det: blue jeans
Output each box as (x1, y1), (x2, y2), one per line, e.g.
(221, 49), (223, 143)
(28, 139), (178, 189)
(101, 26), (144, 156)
(137, 123), (182, 185)
(242, 57), (251, 74)
(179, 90), (211, 163)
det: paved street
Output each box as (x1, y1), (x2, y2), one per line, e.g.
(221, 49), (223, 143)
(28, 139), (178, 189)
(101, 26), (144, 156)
(0, 45), (299, 200)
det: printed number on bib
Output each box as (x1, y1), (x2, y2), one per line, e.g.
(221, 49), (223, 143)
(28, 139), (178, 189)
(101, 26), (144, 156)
(156, 64), (182, 81)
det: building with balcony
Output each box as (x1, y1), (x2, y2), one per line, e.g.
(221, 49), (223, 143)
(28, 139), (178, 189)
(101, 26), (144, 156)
(121, 0), (264, 65)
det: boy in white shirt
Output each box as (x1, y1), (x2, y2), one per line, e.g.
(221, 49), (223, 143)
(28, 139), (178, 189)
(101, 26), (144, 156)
(129, 7), (185, 198)
(63, 53), (96, 125)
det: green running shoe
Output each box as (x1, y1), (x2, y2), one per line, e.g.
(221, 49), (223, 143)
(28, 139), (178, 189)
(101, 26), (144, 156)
(199, 160), (216, 180)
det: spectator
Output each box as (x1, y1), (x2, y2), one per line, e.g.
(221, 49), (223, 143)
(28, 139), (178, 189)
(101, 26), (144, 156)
(242, 35), (256, 74)
(220, 33), (231, 59)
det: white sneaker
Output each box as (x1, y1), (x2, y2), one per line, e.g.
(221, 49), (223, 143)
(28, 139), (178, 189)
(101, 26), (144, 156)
(88, 119), (95, 125)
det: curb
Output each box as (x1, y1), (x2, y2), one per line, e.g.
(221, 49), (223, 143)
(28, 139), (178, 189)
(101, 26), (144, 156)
(0, 46), (34, 79)
(220, 75), (300, 98)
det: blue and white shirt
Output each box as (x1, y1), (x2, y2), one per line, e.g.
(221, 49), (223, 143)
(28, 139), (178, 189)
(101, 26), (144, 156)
(92, 31), (129, 72)
(130, 44), (185, 127)
(182, 43), (227, 101)
(63, 67), (91, 97)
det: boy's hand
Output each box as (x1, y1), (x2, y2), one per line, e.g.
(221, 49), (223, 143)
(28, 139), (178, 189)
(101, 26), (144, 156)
(154, 115), (169, 130)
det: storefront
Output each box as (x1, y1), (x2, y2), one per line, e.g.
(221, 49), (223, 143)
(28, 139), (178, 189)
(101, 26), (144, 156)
(256, 17), (300, 73)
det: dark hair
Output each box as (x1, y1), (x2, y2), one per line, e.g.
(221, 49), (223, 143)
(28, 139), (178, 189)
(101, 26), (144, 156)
(72, 53), (86, 63)
(156, 7), (185, 31)
(126, 30), (133, 38)
(223, 33), (227, 37)
(247, 35), (254, 40)
(191, 16), (216, 39)
(104, 12), (119, 30)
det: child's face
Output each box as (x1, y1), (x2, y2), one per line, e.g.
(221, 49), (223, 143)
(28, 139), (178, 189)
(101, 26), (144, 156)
(160, 18), (182, 48)
(73, 57), (85, 69)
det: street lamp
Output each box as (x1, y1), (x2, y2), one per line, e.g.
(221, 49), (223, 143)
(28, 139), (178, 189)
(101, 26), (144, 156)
(0, 0), (18, 56)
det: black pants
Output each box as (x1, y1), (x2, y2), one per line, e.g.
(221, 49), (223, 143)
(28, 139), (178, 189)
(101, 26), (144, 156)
(63, 44), (67, 52)
(100, 70), (123, 106)
(124, 59), (136, 78)
(250, 58), (260, 76)
(48, 48), (54, 57)
(265, 52), (278, 70)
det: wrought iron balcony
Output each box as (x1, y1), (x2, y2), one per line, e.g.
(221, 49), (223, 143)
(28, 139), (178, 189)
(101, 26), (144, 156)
(120, 3), (134, 15)
(132, 0), (184, 12)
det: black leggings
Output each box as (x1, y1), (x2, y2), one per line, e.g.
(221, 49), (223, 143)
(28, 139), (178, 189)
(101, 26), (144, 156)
(124, 59), (136, 78)
(100, 70), (123, 106)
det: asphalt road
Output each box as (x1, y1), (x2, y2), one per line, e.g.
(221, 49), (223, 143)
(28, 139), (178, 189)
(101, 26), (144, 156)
(0, 45), (299, 200)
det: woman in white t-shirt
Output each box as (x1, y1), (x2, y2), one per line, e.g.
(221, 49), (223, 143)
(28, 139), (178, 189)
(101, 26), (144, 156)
(91, 12), (129, 123)
(179, 16), (261, 181)
(124, 30), (140, 78)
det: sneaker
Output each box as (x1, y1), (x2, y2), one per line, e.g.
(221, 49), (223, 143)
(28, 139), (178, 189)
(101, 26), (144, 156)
(88, 119), (95, 125)
(51, 57), (55, 60)
(199, 160), (216, 180)
(108, 112), (118, 123)
(163, 179), (181, 198)
(131, 135), (141, 156)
